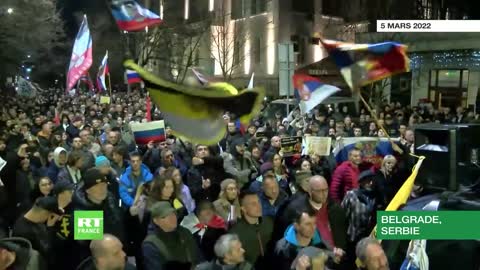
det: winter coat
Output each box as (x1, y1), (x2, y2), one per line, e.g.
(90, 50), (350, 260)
(142, 226), (201, 270)
(213, 198), (241, 223)
(119, 164), (153, 207)
(69, 185), (126, 268)
(330, 161), (360, 203)
(229, 217), (274, 268)
(223, 151), (256, 189)
(0, 237), (45, 270)
(281, 196), (347, 250)
(47, 147), (67, 183)
(258, 191), (289, 217)
(57, 166), (82, 185)
(273, 225), (326, 270)
(187, 156), (228, 202)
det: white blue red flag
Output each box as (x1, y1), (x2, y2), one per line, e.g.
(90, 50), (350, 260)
(126, 69), (142, 84)
(96, 50), (109, 92)
(293, 73), (340, 114)
(111, 0), (162, 32)
(130, 120), (166, 144)
(67, 15), (93, 92)
(333, 137), (396, 167)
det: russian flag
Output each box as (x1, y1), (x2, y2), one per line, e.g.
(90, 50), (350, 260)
(111, 0), (162, 32)
(293, 73), (340, 114)
(96, 51), (109, 92)
(126, 69), (142, 84)
(130, 120), (166, 145)
(320, 39), (410, 89)
(333, 137), (396, 168)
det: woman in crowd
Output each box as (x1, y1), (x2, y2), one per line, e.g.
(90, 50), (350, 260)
(149, 174), (187, 223)
(30, 176), (53, 200)
(163, 167), (195, 214)
(213, 179), (241, 226)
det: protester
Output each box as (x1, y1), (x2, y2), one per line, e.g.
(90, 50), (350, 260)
(213, 179), (241, 224)
(355, 237), (389, 270)
(0, 237), (44, 270)
(142, 201), (200, 270)
(195, 234), (252, 270)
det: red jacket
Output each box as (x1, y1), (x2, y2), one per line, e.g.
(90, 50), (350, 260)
(330, 161), (360, 203)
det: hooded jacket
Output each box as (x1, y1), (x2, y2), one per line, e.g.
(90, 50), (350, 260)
(47, 147), (67, 183)
(0, 237), (45, 270)
(274, 225), (325, 270)
(119, 164), (153, 207)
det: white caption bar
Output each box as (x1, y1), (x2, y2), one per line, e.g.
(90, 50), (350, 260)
(377, 20), (480, 32)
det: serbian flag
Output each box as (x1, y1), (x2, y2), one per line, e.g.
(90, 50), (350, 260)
(130, 120), (166, 144)
(126, 69), (142, 84)
(66, 15), (93, 92)
(321, 39), (410, 90)
(111, 0), (162, 32)
(293, 73), (340, 114)
(96, 51), (109, 92)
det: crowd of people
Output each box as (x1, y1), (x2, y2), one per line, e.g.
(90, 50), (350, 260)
(0, 89), (478, 270)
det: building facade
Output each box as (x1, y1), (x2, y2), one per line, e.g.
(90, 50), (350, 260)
(149, 0), (355, 96)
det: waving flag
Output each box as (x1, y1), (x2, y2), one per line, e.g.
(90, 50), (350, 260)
(124, 59), (265, 145)
(293, 73), (340, 114)
(333, 137), (397, 167)
(96, 51), (109, 92)
(66, 15), (93, 92)
(247, 73), (255, 89)
(111, 0), (162, 32)
(321, 39), (410, 89)
(79, 73), (95, 92)
(131, 120), (165, 144)
(126, 69), (142, 84)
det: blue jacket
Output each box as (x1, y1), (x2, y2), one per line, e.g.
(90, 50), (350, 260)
(258, 191), (288, 217)
(273, 225), (324, 270)
(119, 164), (153, 207)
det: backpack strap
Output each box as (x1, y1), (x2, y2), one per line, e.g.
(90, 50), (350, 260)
(144, 235), (172, 261)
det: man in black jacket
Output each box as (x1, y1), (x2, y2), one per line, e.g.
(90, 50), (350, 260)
(142, 201), (201, 270)
(187, 144), (230, 202)
(69, 168), (126, 269)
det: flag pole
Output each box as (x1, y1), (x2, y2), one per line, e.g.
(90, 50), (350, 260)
(108, 72), (112, 97)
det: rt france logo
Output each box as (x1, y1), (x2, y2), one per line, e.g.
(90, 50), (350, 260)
(74, 211), (104, 240)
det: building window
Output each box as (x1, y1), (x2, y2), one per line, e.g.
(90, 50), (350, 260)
(232, 0), (244, 19)
(234, 41), (241, 65)
(251, 0), (267, 15)
(254, 37), (261, 63)
(321, 0), (342, 17)
(429, 69), (468, 108)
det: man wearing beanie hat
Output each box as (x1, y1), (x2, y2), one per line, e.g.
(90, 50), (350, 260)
(68, 168), (126, 269)
(95, 155), (121, 202)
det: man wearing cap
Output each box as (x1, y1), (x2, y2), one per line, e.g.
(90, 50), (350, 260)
(12, 196), (64, 267)
(223, 137), (257, 189)
(71, 168), (126, 269)
(142, 201), (200, 270)
(0, 237), (43, 270)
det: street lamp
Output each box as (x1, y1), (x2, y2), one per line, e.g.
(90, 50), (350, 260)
(7, 8), (13, 14)
(27, 55), (31, 58)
